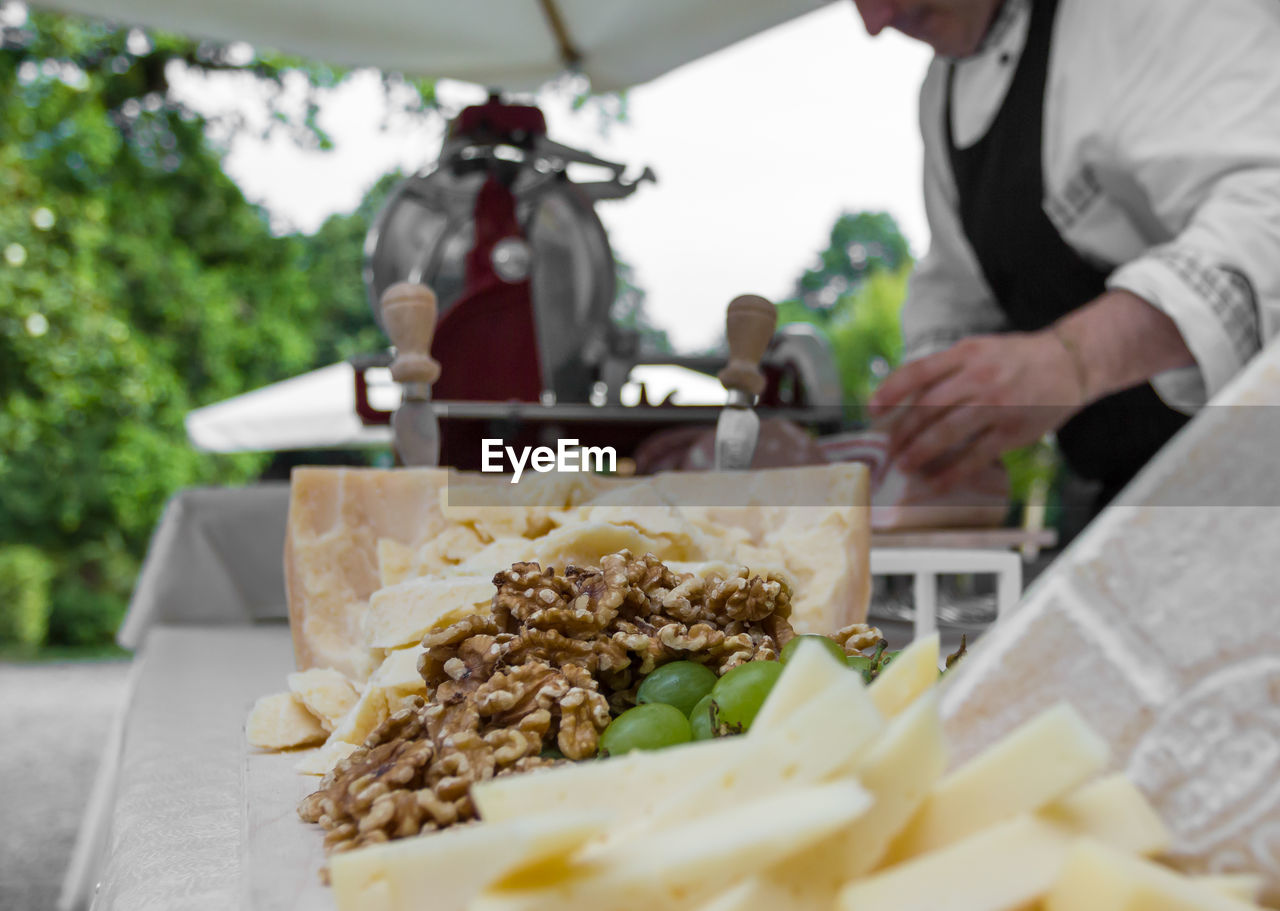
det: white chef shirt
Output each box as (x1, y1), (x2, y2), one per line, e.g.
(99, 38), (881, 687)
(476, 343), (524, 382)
(903, 0), (1280, 411)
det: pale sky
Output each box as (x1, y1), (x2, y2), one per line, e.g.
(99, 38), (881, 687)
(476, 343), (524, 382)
(171, 4), (933, 352)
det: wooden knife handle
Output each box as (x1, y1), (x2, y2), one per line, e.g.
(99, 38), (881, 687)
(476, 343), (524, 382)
(382, 283), (441, 385)
(717, 294), (777, 397)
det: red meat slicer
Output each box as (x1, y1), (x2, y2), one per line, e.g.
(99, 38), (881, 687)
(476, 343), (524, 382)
(354, 94), (844, 469)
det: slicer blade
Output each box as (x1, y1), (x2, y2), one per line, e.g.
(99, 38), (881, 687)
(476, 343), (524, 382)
(393, 399), (440, 467)
(714, 406), (760, 472)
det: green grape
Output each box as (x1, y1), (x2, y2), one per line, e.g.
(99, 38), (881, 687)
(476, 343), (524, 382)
(846, 654), (875, 683)
(781, 634), (848, 666)
(690, 693), (717, 740)
(599, 703), (692, 756)
(710, 660), (783, 734)
(637, 660), (718, 716)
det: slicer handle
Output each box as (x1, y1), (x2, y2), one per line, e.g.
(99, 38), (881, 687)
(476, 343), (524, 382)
(382, 283), (441, 385)
(717, 294), (777, 398)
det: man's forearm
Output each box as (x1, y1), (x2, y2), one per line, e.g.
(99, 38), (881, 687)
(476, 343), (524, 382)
(1051, 290), (1196, 404)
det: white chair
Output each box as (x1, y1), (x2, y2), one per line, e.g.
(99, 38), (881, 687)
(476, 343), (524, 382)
(869, 547), (1023, 641)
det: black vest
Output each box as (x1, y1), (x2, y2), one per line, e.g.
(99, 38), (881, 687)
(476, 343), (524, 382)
(945, 0), (1189, 505)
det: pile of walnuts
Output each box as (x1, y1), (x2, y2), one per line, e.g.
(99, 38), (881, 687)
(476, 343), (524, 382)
(299, 549), (876, 855)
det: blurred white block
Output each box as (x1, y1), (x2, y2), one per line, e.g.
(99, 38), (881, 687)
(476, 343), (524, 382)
(942, 339), (1280, 905)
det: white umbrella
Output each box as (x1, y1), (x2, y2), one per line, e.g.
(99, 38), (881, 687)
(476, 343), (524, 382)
(623, 364), (727, 407)
(38, 0), (833, 92)
(185, 362), (395, 452)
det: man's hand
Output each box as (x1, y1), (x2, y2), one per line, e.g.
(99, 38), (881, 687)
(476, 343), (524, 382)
(869, 290), (1197, 492)
(868, 331), (1085, 491)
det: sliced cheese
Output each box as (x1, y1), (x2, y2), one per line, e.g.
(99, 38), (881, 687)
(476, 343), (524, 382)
(688, 876), (835, 911)
(1040, 774), (1170, 857)
(667, 558), (792, 585)
(1044, 839), (1263, 911)
(326, 686), (390, 747)
(884, 702), (1109, 864)
(752, 636), (853, 733)
(611, 661), (882, 843)
(839, 815), (1071, 911)
(330, 810), (611, 911)
(376, 526), (490, 587)
(441, 471), (592, 541)
(868, 631), (940, 719)
(588, 781), (870, 904)
(294, 739), (359, 775)
(369, 644), (426, 688)
(530, 521), (673, 569)
(472, 736), (745, 824)
(286, 667), (359, 731)
(691, 879), (780, 911)
(407, 523), (488, 574)
(1196, 875), (1265, 904)
(452, 537), (544, 575)
(286, 467), (453, 679)
(325, 645), (427, 746)
(791, 690), (949, 890)
(363, 575), (494, 649)
(245, 692), (327, 750)
(483, 782), (872, 911)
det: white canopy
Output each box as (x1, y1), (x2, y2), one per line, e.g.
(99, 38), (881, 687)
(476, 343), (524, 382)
(185, 362), (395, 453)
(39, 0), (832, 91)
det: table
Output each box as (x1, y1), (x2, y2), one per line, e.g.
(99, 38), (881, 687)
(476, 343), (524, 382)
(118, 485), (290, 649)
(74, 486), (1007, 909)
(85, 625), (331, 911)
(871, 527), (1057, 552)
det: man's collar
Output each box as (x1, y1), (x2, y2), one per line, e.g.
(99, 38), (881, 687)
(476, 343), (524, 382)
(976, 0), (1027, 55)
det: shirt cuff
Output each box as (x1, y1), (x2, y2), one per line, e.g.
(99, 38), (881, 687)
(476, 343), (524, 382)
(903, 327), (983, 363)
(1107, 247), (1260, 412)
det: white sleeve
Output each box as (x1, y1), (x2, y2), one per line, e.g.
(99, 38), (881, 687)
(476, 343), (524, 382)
(1101, 0), (1280, 410)
(900, 60), (1009, 363)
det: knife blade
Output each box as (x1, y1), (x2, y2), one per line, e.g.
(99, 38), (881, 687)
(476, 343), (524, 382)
(714, 394), (760, 472)
(715, 294), (777, 472)
(393, 385), (439, 467)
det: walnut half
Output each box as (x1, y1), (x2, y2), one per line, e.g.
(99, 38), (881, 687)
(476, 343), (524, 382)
(299, 549), (802, 854)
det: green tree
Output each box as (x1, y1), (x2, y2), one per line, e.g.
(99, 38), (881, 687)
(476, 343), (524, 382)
(611, 255), (674, 356)
(295, 171), (405, 365)
(776, 211), (912, 418)
(0, 9), (437, 649)
(794, 211), (911, 311)
(781, 209), (1058, 517)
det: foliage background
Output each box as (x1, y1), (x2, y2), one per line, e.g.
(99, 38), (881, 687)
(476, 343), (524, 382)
(774, 211), (912, 420)
(0, 10), (422, 654)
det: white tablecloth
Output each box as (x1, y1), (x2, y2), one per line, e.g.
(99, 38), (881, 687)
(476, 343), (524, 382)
(89, 625), (321, 911)
(119, 485), (291, 649)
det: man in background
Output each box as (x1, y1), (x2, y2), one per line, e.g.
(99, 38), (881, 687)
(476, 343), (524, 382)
(858, 0), (1280, 510)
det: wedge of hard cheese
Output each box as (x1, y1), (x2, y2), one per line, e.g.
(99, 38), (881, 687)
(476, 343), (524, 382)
(648, 463), (871, 633)
(286, 464), (871, 679)
(286, 468), (453, 679)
